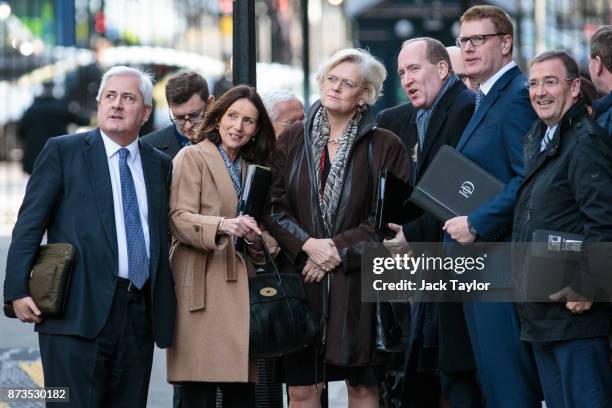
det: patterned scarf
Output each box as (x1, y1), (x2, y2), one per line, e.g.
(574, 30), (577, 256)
(311, 106), (361, 235)
(216, 144), (242, 195)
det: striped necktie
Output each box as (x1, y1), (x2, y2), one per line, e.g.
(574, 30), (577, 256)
(540, 128), (554, 152)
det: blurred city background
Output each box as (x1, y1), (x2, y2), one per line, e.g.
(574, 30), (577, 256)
(0, 0), (610, 406)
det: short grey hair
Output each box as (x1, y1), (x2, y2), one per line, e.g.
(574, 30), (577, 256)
(316, 48), (387, 105)
(261, 90), (302, 121)
(96, 66), (154, 106)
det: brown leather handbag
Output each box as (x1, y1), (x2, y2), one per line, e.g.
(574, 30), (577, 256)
(4, 243), (75, 318)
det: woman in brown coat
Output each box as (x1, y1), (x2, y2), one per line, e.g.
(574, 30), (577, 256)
(264, 49), (410, 407)
(167, 85), (276, 408)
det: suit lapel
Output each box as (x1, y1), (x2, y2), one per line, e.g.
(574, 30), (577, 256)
(139, 141), (162, 281)
(83, 129), (118, 259)
(419, 83), (461, 166)
(456, 66), (521, 151)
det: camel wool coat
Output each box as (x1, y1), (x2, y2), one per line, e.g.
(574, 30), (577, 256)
(166, 139), (274, 383)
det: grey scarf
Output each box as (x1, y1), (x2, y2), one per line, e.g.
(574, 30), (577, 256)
(311, 106), (361, 234)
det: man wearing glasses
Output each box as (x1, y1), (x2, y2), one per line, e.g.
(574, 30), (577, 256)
(142, 71), (214, 159)
(442, 5), (541, 407)
(514, 49), (612, 408)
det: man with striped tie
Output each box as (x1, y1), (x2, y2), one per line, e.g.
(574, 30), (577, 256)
(4, 66), (176, 407)
(513, 50), (612, 408)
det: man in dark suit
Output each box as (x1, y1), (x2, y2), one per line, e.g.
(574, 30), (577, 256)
(4, 66), (176, 407)
(141, 71), (213, 158)
(378, 38), (476, 407)
(442, 5), (541, 407)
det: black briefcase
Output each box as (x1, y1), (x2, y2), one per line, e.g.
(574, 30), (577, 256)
(4, 243), (75, 318)
(249, 239), (317, 359)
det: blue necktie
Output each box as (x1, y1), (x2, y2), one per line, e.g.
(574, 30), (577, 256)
(118, 148), (149, 289)
(474, 87), (485, 111)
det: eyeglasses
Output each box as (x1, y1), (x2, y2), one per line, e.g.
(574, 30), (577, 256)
(527, 78), (576, 90)
(323, 74), (363, 91)
(455, 33), (506, 48)
(169, 109), (205, 126)
(273, 120), (299, 130)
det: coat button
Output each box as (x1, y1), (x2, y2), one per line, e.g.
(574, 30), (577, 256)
(194, 225), (200, 232)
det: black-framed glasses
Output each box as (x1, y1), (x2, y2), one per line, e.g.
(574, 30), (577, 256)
(456, 33), (506, 48)
(169, 108), (205, 126)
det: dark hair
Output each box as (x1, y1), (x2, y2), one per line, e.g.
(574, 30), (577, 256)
(195, 85), (275, 164)
(580, 77), (601, 109)
(402, 37), (453, 75)
(165, 71), (210, 105)
(590, 25), (612, 72)
(530, 50), (580, 80)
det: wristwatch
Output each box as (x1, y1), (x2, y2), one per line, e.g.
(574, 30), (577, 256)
(467, 218), (478, 237)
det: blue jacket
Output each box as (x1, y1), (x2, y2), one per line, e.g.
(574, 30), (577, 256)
(593, 91), (612, 136)
(456, 65), (538, 241)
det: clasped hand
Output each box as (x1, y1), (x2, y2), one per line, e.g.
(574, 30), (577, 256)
(218, 215), (261, 242)
(301, 238), (341, 283)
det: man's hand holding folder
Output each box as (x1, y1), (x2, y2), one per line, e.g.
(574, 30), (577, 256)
(443, 216), (477, 244)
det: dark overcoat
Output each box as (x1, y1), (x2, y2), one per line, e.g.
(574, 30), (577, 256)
(264, 102), (410, 366)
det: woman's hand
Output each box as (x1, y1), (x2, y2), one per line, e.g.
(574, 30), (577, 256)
(218, 215), (262, 239)
(302, 238), (341, 271)
(302, 259), (326, 283)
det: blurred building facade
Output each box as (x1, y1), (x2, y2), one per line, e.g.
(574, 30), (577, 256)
(1, 0), (611, 161)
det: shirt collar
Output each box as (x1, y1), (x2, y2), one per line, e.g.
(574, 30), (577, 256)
(99, 130), (140, 163)
(417, 74), (459, 116)
(479, 61), (517, 95)
(174, 125), (191, 147)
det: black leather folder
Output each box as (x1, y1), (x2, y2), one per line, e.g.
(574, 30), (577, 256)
(374, 170), (414, 238)
(525, 230), (584, 300)
(236, 164), (271, 250)
(238, 164), (271, 221)
(409, 145), (504, 222)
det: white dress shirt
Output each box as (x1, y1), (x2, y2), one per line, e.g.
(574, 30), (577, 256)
(479, 61), (518, 95)
(100, 131), (150, 279)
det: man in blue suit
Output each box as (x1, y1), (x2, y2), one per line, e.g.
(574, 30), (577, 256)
(442, 5), (541, 407)
(4, 66), (176, 407)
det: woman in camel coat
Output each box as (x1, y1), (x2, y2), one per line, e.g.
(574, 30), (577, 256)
(167, 85), (276, 408)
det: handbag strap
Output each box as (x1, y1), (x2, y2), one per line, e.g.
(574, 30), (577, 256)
(364, 134), (374, 218)
(259, 236), (282, 283)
